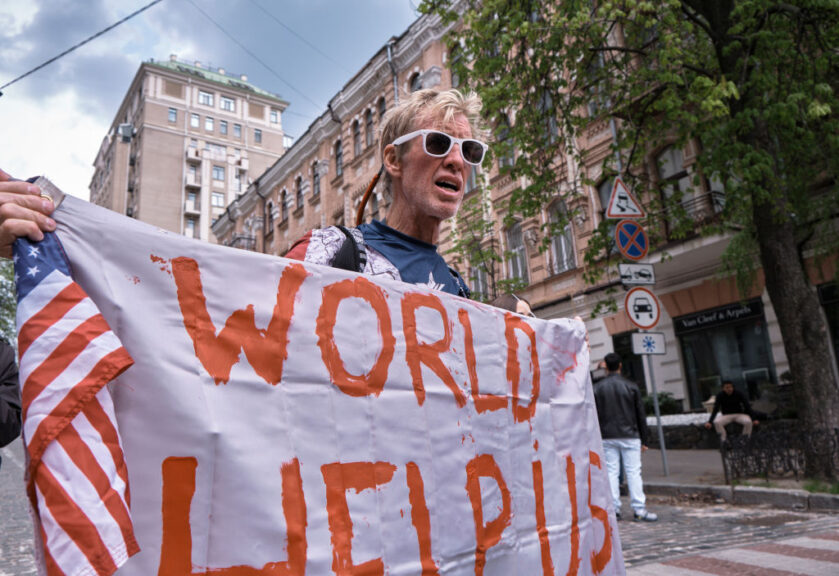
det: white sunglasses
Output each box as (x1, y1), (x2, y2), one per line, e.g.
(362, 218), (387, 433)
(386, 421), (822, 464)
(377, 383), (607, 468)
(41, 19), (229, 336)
(391, 129), (488, 165)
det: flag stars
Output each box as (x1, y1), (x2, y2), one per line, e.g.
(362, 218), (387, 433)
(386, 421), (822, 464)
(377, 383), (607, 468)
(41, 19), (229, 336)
(13, 254), (19, 264)
(28, 246), (41, 259)
(27, 265), (40, 278)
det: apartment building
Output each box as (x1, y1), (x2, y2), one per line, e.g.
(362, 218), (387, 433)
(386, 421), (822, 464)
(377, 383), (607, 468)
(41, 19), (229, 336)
(212, 11), (838, 413)
(89, 55), (288, 242)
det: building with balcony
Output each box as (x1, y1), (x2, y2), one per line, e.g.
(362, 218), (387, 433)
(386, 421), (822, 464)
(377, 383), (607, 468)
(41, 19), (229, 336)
(89, 55), (288, 242)
(212, 11), (838, 413)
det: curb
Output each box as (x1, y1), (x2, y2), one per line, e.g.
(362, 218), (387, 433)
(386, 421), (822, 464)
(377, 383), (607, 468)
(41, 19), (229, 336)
(645, 482), (839, 512)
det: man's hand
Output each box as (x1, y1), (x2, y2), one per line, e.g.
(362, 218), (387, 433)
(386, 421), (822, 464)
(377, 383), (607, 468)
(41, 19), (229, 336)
(0, 169), (56, 259)
(641, 445), (648, 452)
(753, 420), (759, 426)
(704, 422), (712, 429)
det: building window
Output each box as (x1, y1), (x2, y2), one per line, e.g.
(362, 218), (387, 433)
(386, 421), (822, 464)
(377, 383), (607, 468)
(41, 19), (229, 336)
(211, 192), (225, 207)
(312, 161), (320, 197)
(233, 124), (241, 139)
(539, 90), (558, 145)
(496, 114), (515, 169)
(365, 109), (374, 147)
(219, 120), (228, 135)
(353, 120), (362, 157)
(198, 90), (214, 106)
(549, 201), (575, 274)
(280, 190), (289, 221)
(189, 138), (198, 148)
(265, 200), (274, 233)
(212, 165), (225, 181)
(254, 129), (262, 144)
(221, 96), (235, 111)
(168, 108), (177, 123)
(270, 109), (279, 123)
(409, 72), (422, 93)
(190, 113), (200, 128)
(506, 222), (529, 283)
(188, 164), (197, 179)
(187, 191), (198, 209)
(470, 266), (489, 301)
(185, 217), (196, 238)
(465, 166), (479, 194)
(335, 139), (343, 177)
(378, 97), (387, 121)
(657, 146), (693, 234)
(295, 176), (304, 209)
(205, 116), (214, 131)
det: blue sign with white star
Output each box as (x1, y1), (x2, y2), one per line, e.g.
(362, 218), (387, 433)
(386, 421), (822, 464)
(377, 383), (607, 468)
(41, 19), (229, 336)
(631, 332), (666, 355)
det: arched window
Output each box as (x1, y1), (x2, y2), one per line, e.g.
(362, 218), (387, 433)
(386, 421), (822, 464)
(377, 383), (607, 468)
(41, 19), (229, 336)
(496, 114), (515, 169)
(539, 90), (558, 145)
(365, 109), (374, 147)
(353, 120), (362, 157)
(295, 176), (304, 209)
(549, 201), (575, 274)
(312, 161), (320, 198)
(335, 140), (343, 177)
(378, 97), (387, 122)
(280, 190), (288, 222)
(265, 200), (274, 234)
(506, 222), (529, 283)
(409, 72), (422, 93)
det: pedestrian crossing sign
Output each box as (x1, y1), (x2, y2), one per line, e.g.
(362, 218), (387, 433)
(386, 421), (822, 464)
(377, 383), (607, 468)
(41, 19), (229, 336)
(606, 177), (645, 219)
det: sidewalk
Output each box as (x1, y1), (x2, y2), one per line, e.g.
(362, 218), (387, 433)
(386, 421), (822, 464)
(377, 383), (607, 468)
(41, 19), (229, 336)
(640, 448), (839, 513)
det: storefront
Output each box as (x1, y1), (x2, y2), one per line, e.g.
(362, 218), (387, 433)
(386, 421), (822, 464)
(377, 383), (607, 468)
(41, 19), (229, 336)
(674, 299), (777, 410)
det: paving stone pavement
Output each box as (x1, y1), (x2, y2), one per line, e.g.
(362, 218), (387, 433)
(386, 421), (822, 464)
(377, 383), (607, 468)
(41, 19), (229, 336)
(0, 439), (36, 576)
(622, 495), (839, 575)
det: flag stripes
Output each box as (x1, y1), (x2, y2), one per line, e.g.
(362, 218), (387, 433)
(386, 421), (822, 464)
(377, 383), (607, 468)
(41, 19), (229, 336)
(14, 233), (137, 576)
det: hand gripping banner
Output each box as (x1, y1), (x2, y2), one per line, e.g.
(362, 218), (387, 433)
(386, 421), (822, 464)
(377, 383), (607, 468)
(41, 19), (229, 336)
(18, 181), (624, 576)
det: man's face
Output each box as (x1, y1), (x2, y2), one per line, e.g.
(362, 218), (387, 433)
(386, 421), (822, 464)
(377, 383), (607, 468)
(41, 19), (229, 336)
(390, 112), (473, 226)
(723, 383), (734, 395)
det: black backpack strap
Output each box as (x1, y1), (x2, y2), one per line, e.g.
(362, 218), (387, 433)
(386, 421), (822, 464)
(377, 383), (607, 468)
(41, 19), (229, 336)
(330, 226), (367, 273)
(448, 266), (471, 299)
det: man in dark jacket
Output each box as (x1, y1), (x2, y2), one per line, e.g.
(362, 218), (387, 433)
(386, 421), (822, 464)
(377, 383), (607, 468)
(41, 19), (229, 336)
(704, 381), (758, 442)
(0, 338), (21, 470)
(593, 352), (657, 522)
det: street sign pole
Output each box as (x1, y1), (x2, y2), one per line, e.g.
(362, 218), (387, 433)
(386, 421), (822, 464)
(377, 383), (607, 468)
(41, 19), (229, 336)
(644, 346), (669, 476)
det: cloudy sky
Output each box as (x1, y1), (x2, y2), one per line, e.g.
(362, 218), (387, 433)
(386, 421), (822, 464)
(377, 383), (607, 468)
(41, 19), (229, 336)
(0, 0), (419, 199)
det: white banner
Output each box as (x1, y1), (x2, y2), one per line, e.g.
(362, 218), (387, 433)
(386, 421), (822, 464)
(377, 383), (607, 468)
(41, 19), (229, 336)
(48, 194), (623, 575)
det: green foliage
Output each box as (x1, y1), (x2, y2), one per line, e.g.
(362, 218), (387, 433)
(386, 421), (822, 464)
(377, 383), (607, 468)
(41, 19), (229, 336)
(0, 260), (16, 346)
(803, 479), (839, 494)
(643, 391), (683, 416)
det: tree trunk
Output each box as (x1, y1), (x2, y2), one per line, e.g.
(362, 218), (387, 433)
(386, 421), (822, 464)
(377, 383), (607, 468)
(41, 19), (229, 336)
(752, 196), (839, 479)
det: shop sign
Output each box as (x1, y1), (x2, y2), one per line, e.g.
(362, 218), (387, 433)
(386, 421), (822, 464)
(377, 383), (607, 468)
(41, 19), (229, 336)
(673, 299), (763, 335)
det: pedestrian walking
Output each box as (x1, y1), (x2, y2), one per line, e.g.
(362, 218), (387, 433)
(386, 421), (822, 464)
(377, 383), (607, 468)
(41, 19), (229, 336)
(593, 352), (658, 522)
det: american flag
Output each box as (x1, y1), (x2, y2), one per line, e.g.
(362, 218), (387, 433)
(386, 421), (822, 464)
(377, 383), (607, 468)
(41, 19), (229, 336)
(14, 232), (138, 576)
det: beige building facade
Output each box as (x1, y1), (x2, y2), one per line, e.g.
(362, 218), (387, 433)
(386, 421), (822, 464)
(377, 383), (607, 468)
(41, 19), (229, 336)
(212, 12), (838, 412)
(90, 56), (288, 242)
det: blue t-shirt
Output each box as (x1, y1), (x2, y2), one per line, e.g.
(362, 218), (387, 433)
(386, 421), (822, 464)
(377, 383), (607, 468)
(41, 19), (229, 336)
(358, 220), (469, 297)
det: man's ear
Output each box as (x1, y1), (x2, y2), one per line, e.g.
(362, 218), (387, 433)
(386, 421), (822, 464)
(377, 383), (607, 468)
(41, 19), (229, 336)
(383, 144), (401, 178)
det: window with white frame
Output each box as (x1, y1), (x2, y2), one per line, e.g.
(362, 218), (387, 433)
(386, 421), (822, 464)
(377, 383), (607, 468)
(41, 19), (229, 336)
(168, 108), (177, 123)
(295, 177), (303, 209)
(221, 96), (235, 111)
(234, 124), (242, 139)
(657, 146), (693, 233)
(506, 222), (529, 283)
(205, 117), (214, 131)
(211, 192), (225, 207)
(185, 217), (196, 238)
(353, 120), (362, 157)
(470, 266), (489, 301)
(212, 165), (225, 181)
(198, 90), (214, 106)
(549, 201), (575, 274)
(254, 129), (262, 144)
(219, 120), (228, 135)
(365, 109), (374, 147)
(190, 113), (200, 128)
(270, 109), (279, 123)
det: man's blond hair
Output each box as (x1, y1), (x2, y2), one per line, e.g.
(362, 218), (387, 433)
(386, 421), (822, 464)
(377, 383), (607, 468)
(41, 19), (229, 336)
(378, 89), (485, 190)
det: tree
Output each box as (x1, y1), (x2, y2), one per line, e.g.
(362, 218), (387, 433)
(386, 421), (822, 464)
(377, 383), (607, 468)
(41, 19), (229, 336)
(0, 259), (16, 346)
(424, 0), (839, 477)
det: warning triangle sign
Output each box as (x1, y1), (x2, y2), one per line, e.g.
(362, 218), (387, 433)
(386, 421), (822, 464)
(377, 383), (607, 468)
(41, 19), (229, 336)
(606, 177), (645, 219)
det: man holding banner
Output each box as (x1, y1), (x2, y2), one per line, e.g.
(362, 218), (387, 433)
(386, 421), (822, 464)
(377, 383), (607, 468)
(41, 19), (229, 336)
(0, 89), (624, 575)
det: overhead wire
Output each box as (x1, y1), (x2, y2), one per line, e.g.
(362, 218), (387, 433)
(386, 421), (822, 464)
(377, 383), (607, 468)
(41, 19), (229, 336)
(0, 0), (164, 96)
(184, 0), (323, 112)
(245, 0), (350, 75)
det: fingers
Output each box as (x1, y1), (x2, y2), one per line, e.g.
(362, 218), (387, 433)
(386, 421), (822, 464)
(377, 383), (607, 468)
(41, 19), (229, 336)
(0, 179), (57, 259)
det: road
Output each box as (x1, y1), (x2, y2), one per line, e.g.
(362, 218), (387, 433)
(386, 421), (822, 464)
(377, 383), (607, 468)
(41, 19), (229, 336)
(2, 437), (837, 575)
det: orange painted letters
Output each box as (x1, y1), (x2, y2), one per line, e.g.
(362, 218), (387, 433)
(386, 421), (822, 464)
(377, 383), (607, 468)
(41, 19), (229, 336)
(321, 461), (398, 576)
(532, 459), (555, 576)
(459, 309), (505, 413)
(316, 277), (395, 397)
(172, 259), (308, 385)
(159, 456), (307, 575)
(465, 454), (512, 576)
(504, 314), (540, 422)
(402, 293), (466, 407)
(565, 455), (581, 576)
(406, 462), (440, 575)
(588, 451), (612, 574)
